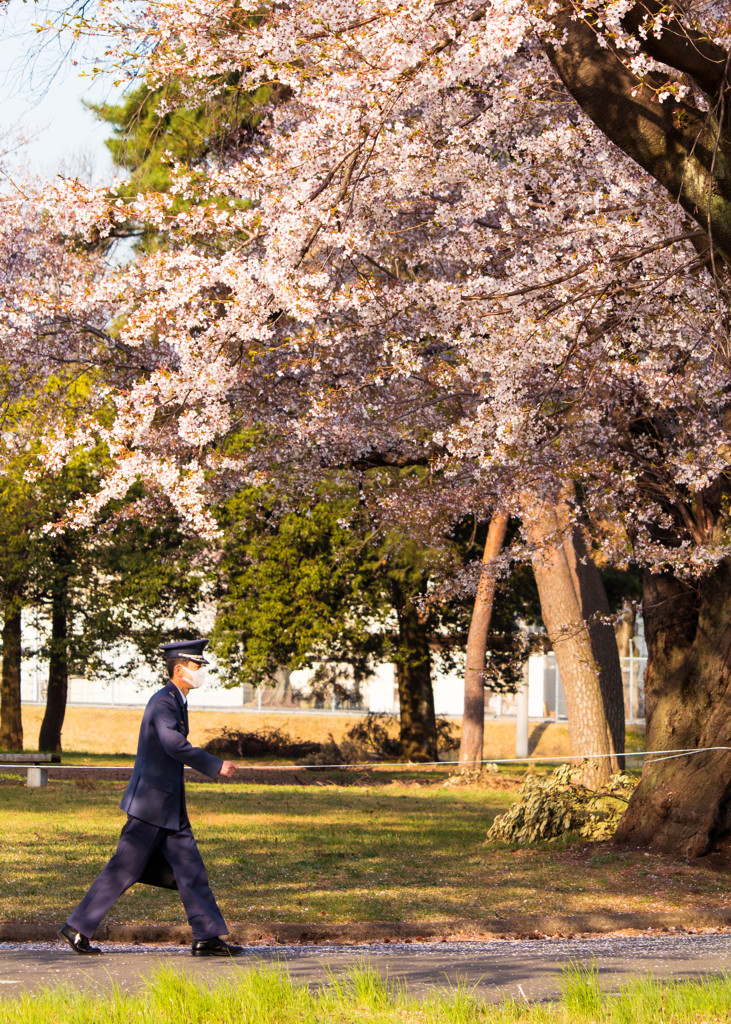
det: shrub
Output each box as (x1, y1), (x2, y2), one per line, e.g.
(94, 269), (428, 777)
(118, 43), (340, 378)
(486, 762), (637, 844)
(340, 713), (402, 760)
(205, 713), (458, 766)
(294, 714), (399, 766)
(204, 727), (320, 759)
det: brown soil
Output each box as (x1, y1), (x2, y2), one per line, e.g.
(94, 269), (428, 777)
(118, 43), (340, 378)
(1, 765), (384, 787)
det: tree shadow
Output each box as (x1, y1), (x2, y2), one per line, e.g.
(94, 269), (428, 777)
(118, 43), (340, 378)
(528, 722), (550, 755)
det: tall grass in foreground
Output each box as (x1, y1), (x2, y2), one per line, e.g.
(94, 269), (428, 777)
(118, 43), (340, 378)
(3, 962), (731, 1024)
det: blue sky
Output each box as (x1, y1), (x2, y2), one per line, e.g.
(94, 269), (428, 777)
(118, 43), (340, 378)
(0, 0), (128, 183)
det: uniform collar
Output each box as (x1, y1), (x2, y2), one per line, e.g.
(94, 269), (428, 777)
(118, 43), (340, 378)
(167, 680), (187, 706)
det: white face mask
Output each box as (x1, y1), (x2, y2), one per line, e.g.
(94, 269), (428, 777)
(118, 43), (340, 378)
(180, 665), (207, 690)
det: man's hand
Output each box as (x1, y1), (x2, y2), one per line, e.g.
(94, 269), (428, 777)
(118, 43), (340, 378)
(219, 761), (238, 779)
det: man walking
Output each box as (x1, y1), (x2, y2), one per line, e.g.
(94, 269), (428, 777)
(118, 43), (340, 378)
(59, 639), (243, 957)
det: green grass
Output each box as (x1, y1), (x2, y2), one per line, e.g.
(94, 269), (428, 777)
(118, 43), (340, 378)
(1, 776), (730, 926)
(4, 963), (731, 1023)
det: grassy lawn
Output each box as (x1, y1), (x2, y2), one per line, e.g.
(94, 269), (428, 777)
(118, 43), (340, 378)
(1, 774), (729, 927)
(5, 963), (731, 1023)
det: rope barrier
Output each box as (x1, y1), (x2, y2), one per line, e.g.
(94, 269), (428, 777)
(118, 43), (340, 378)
(2, 747), (730, 773)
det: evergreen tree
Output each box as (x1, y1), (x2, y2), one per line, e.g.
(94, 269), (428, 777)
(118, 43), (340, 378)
(212, 481), (541, 760)
(0, 390), (206, 752)
(32, 486), (206, 752)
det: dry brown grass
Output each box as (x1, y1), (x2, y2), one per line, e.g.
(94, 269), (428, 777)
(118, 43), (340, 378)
(16, 704), (588, 760)
(19, 707), (377, 755)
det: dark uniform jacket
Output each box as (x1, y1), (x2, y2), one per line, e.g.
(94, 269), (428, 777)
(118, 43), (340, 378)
(119, 681), (223, 888)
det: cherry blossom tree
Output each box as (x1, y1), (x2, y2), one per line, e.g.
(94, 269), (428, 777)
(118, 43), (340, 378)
(6, 1), (731, 850)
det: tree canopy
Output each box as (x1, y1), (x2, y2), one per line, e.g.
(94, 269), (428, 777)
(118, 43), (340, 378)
(3, 1), (731, 851)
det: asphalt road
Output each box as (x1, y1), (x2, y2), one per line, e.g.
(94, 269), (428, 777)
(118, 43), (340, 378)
(0, 932), (730, 1003)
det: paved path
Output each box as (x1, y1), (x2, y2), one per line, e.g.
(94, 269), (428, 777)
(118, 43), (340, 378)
(1, 932), (730, 1003)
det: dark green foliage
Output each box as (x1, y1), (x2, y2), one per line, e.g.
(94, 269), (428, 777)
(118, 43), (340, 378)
(601, 566), (642, 614)
(66, 494), (206, 681)
(210, 481), (545, 710)
(11, 448), (206, 684)
(94, 78), (272, 185)
(483, 562), (542, 693)
(211, 486), (389, 687)
(0, 388), (207, 750)
(91, 78), (275, 254)
(452, 515), (543, 694)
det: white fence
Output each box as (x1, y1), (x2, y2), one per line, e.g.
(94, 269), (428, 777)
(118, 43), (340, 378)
(489, 653), (646, 724)
(621, 652), (646, 724)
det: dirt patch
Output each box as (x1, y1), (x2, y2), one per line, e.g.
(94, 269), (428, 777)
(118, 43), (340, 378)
(0, 765), (380, 787)
(440, 771), (522, 791)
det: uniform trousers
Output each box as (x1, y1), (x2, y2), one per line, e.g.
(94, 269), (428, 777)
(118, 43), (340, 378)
(66, 814), (228, 941)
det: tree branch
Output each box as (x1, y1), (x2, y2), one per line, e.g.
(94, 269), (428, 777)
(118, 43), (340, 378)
(622, 1), (730, 100)
(544, 9), (731, 263)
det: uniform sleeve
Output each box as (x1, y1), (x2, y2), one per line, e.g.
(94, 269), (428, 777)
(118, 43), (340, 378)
(153, 694), (223, 779)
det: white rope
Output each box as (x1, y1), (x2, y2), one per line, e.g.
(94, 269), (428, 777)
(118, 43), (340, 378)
(2, 747), (730, 772)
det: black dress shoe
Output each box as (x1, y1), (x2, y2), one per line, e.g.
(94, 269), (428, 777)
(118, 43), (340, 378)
(59, 924), (102, 955)
(191, 936), (245, 957)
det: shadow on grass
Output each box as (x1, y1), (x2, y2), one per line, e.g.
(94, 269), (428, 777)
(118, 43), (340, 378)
(0, 781), (729, 926)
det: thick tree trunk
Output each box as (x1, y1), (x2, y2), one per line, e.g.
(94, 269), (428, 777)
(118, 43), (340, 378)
(538, 6), (731, 852)
(38, 582), (69, 753)
(459, 513), (509, 767)
(544, 8), (731, 264)
(526, 495), (625, 786)
(0, 604), (23, 751)
(615, 562), (731, 858)
(272, 667), (292, 704)
(394, 600), (438, 762)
